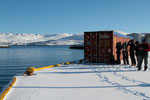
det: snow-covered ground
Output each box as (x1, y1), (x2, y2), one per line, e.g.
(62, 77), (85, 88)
(4, 54), (150, 100)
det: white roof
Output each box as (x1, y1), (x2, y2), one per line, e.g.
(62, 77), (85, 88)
(114, 30), (130, 35)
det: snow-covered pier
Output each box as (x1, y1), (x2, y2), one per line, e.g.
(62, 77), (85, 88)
(3, 61), (150, 100)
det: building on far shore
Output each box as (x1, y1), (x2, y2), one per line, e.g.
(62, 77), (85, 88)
(0, 45), (10, 48)
(145, 33), (150, 44)
(127, 33), (150, 44)
(127, 33), (144, 43)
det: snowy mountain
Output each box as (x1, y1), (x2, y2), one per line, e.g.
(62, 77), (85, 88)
(0, 33), (84, 45)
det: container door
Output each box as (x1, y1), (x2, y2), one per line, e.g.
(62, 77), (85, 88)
(91, 33), (98, 63)
(84, 32), (92, 62)
(99, 32), (113, 62)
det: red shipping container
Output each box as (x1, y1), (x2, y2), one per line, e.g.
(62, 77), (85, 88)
(84, 30), (132, 63)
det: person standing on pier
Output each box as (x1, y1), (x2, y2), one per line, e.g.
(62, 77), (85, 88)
(116, 42), (122, 64)
(135, 41), (141, 64)
(122, 42), (129, 65)
(128, 39), (136, 66)
(137, 39), (150, 71)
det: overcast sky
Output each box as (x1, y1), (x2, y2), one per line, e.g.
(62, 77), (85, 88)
(0, 0), (150, 34)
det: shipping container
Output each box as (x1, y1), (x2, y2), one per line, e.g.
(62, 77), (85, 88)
(84, 30), (132, 63)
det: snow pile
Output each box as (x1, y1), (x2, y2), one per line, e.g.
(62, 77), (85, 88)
(0, 33), (84, 45)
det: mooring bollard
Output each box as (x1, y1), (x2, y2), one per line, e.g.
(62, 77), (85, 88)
(24, 67), (36, 76)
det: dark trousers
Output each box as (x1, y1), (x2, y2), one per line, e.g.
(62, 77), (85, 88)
(137, 54), (148, 69)
(117, 53), (121, 64)
(136, 54), (140, 65)
(136, 54), (140, 64)
(123, 51), (129, 65)
(130, 52), (136, 65)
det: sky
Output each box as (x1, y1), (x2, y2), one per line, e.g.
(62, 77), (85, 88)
(0, 0), (150, 34)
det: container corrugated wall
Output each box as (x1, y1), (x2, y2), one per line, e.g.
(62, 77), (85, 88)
(84, 30), (131, 63)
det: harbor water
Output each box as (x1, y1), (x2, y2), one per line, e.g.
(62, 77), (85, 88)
(0, 45), (84, 92)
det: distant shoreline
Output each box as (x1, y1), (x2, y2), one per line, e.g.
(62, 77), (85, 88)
(11, 45), (71, 46)
(69, 45), (84, 49)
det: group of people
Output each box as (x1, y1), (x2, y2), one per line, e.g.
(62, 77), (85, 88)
(116, 39), (150, 71)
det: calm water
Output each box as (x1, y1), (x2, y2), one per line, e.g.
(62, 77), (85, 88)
(0, 45), (84, 92)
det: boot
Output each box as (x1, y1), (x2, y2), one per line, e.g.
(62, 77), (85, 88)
(138, 67), (141, 71)
(144, 66), (148, 71)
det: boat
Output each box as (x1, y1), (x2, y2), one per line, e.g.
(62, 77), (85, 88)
(0, 45), (10, 48)
(69, 45), (84, 49)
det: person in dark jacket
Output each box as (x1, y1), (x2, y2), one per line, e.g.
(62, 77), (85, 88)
(135, 41), (141, 64)
(116, 42), (122, 64)
(137, 39), (150, 71)
(128, 39), (136, 66)
(122, 42), (129, 65)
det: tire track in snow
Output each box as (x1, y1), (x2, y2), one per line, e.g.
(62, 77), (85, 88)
(89, 65), (150, 100)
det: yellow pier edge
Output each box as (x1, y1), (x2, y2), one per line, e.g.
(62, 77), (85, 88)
(0, 77), (17, 100)
(35, 61), (75, 71)
(0, 59), (83, 100)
